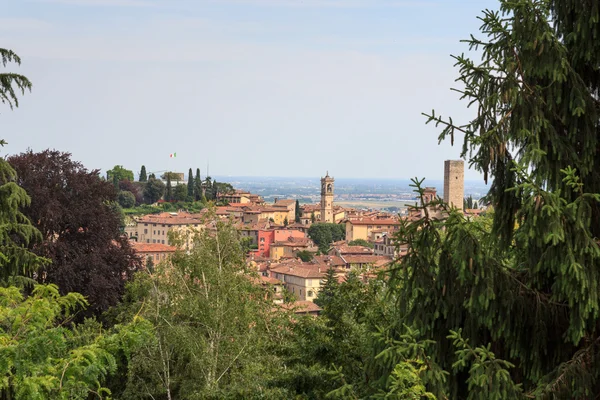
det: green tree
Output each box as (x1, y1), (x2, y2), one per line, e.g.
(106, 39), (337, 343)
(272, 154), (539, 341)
(118, 216), (289, 398)
(139, 165), (147, 182)
(0, 284), (152, 400)
(392, 1), (600, 396)
(143, 177), (165, 204)
(205, 176), (213, 201)
(118, 190), (136, 208)
(308, 223), (345, 253)
(194, 168), (202, 201)
(107, 165), (134, 182)
(295, 200), (301, 222)
(348, 239), (374, 248)
(296, 250), (313, 262)
(0, 48), (32, 109)
(165, 175), (172, 202)
(173, 184), (188, 202)
(0, 144), (47, 286)
(187, 168), (194, 199)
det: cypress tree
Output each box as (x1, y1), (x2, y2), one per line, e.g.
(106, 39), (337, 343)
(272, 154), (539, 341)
(386, 1), (600, 398)
(212, 180), (218, 201)
(166, 175), (172, 202)
(139, 165), (147, 182)
(194, 168), (202, 201)
(295, 200), (301, 223)
(187, 168), (194, 199)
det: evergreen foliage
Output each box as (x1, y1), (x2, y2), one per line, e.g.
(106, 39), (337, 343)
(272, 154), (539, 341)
(194, 168), (202, 201)
(143, 177), (165, 204)
(295, 200), (301, 222)
(165, 175), (172, 202)
(394, 1), (600, 396)
(0, 48), (31, 110)
(139, 165), (147, 182)
(187, 168), (194, 199)
(0, 144), (47, 286)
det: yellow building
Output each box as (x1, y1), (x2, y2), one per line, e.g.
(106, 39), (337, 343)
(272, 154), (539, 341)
(125, 212), (204, 250)
(270, 237), (316, 261)
(344, 217), (400, 242)
(270, 262), (325, 301)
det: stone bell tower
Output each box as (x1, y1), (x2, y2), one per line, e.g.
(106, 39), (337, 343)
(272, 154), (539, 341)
(320, 172), (334, 223)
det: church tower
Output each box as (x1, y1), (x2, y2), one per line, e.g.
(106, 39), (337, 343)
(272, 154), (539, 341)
(320, 172), (334, 223)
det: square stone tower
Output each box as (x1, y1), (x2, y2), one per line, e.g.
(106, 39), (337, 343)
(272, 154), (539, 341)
(443, 160), (464, 211)
(320, 172), (334, 223)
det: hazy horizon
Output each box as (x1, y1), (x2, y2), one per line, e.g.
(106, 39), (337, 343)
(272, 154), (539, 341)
(3, 0), (499, 180)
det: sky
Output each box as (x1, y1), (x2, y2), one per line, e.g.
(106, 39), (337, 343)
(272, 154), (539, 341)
(1, 0), (500, 180)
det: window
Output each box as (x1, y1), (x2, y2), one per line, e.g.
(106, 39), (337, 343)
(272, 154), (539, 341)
(144, 229), (148, 234)
(144, 223), (148, 227)
(146, 239), (150, 243)
(153, 239), (156, 243)
(162, 240), (165, 244)
(368, 225), (373, 229)
(299, 289), (302, 296)
(308, 290), (314, 297)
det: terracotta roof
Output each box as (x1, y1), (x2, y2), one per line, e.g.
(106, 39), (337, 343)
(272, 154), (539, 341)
(273, 199), (295, 206)
(312, 255), (346, 267)
(333, 245), (374, 255)
(131, 242), (177, 253)
(345, 218), (400, 226)
(260, 275), (283, 285)
(272, 237), (313, 247)
(279, 300), (322, 314)
(343, 255), (392, 266)
(270, 264), (325, 279)
(138, 212), (204, 226)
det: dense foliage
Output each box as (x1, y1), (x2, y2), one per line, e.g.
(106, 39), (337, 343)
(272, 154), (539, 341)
(8, 150), (141, 316)
(307, 223), (346, 253)
(407, 0), (600, 397)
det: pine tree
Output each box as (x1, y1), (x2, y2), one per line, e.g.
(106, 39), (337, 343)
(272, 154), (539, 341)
(187, 168), (194, 199)
(139, 165), (147, 182)
(0, 144), (46, 286)
(314, 267), (338, 313)
(0, 48), (32, 109)
(388, 1), (600, 397)
(194, 168), (202, 201)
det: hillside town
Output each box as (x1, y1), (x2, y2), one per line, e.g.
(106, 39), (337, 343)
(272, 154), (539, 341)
(125, 160), (480, 314)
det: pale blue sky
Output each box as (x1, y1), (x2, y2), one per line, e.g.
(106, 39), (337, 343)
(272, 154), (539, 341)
(1, 0), (499, 180)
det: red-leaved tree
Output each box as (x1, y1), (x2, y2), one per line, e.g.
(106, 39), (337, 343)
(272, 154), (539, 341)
(8, 149), (141, 315)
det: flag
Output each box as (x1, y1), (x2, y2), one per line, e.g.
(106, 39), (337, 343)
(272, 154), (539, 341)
(169, 153), (177, 158)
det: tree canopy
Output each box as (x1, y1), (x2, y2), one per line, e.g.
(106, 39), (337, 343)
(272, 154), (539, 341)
(395, 0), (600, 397)
(8, 150), (141, 315)
(307, 223), (345, 253)
(107, 165), (134, 182)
